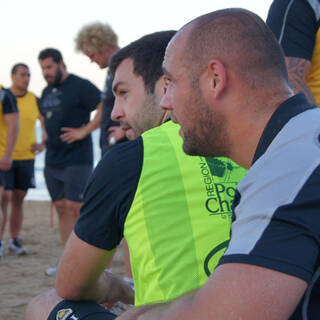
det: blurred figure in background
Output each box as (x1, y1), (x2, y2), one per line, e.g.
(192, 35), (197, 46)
(75, 22), (127, 155)
(38, 48), (102, 276)
(0, 63), (45, 256)
(0, 84), (19, 257)
(75, 22), (132, 286)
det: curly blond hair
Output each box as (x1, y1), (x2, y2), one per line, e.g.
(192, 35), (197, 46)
(75, 22), (118, 53)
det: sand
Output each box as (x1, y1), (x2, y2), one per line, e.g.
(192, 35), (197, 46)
(0, 200), (126, 320)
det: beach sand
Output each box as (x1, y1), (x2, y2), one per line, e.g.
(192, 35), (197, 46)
(0, 200), (126, 320)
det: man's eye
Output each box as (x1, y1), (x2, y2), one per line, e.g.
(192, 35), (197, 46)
(119, 90), (128, 96)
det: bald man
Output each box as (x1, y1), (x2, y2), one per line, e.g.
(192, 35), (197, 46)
(121, 8), (320, 320)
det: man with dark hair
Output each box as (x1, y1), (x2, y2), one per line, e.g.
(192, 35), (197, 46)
(126, 8), (320, 320)
(38, 48), (102, 276)
(25, 31), (246, 320)
(267, 0), (320, 107)
(0, 63), (44, 256)
(0, 84), (19, 258)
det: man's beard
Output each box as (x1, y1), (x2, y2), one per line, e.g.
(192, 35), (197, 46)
(46, 68), (62, 86)
(52, 68), (63, 86)
(182, 85), (229, 158)
(122, 92), (161, 140)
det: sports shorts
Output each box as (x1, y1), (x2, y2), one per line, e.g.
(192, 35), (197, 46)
(48, 300), (117, 320)
(0, 170), (5, 187)
(44, 165), (92, 202)
(2, 159), (35, 191)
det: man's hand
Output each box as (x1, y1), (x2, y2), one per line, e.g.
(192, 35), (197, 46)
(0, 155), (12, 171)
(60, 126), (88, 144)
(98, 270), (134, 307)
(108, 126), (126, 146)
(31, 143), (45, 154)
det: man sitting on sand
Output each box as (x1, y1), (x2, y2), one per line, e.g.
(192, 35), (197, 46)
(26, 31), (246, 320)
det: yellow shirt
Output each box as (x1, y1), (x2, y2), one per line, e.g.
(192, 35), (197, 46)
(13, 91), (39, 160)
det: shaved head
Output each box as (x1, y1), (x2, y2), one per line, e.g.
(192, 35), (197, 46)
(161, 8), (292, 165)
(181, 8), (288, 89)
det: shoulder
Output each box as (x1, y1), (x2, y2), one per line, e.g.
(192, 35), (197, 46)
(26, 91), (37, 99)
(1, 88), (17, 113)
(90, 138), (143, 185)
(70, 74), (96, 87)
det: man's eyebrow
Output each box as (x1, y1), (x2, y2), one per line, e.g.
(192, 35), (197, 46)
(112, 81), (126, 94)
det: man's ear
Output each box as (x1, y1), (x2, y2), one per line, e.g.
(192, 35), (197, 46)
(207, 59), (227, 99)
(58, 60), (66, 70)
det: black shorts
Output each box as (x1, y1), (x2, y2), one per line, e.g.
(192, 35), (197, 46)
(44, 165), (92, 202)
(0, 171), (5, 187)
(48, 300), (117, 320)
(1, 160), (35, 191)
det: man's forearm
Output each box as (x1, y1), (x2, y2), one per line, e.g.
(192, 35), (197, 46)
(3, 113), (19, 159)
(118, 289), (196, 320)
(72, 270), (134, 305)
(83, 102), (102, 135)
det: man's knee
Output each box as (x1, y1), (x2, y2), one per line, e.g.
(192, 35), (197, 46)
(66, 200), (82, 216)
(1, 190), (12, 207)
(47, 299), (117, 320)
(25, 289), (63, 320)
(54, 199), (67, 215)
(12, 190), (27, 205)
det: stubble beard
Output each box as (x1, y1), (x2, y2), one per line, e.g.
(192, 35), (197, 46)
(182, 86), (229, 158)
(132, 92), (161, 139)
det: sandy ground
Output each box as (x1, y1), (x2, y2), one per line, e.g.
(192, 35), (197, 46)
(0, 201), (126, 320)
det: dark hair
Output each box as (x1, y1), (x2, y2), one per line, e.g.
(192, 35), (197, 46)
(11, 63), (29, 75)
(38, 48), (63, 63)
(109, 30), (176, 93)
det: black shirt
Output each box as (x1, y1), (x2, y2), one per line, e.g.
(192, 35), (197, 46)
(40, 74), (101, 167)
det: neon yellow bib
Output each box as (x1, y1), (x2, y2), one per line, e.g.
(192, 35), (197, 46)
(124, 121), (246, 306)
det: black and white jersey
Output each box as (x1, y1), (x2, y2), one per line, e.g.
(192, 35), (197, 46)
(220, 94), (320, 319)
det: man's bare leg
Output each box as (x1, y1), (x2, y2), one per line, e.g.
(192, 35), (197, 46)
(10, 189), (27, 239)
(25, 289), (63, 320)
(54, 198), (82, 246)
(0, 189), (11, 242)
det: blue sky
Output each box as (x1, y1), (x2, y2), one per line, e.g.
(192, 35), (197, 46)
(1, 0), (273, 96)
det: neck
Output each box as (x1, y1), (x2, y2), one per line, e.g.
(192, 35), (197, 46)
(60, 71), (69, 83)
(227, 90), (293, 169)
(10, 86), (27, 97)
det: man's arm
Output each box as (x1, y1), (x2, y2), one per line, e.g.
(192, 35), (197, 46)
(0, 113), (19, 171)
(60, 102), (102, 144)
(108, 125), (126, 146)
(31, 115), (47, 154)
(134, 263), (307, 320)
(56, 231), (134, 305)
(285, 57), (316, 105)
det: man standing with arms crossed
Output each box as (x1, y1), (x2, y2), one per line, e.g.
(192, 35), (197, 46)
(0, 63), (45, 256)
(38, 48), (102, 276)
(0, 85), (19, 258)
